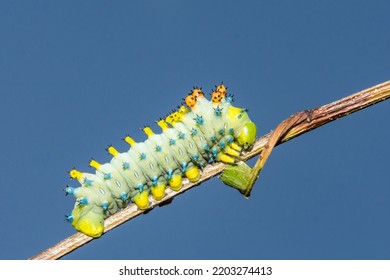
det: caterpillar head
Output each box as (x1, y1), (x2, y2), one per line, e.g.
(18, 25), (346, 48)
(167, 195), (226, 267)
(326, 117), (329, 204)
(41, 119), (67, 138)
(71, 206), (104, 238)
(237, 121), (257, 150)
(226, 107), (257, 150)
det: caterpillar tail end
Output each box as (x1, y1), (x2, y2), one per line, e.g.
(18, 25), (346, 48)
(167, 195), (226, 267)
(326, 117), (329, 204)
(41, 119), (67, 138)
(71, 208), (104, 238)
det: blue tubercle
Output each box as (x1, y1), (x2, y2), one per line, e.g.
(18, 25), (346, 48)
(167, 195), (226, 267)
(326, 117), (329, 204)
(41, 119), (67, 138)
(78, 198), (89, 206)
(140, 152), (147, 160)
(169, 138), (176, 145)
(104, 173), (112, 180)
(167, 169), (173, 179)
(194, 115), (204, 125)
(153, 176), (158, 186)
(178, 132), (186, 139)
(155, 145), (162, 152)
(123, 162), (130, 170)
(121, 192), (127, 201)
(191, 128), (198, 135)
(64, 186), (74, 195)
(212, 148), (217, 157)
(220, 141), (226, 149)
(182, 162), (187, 172)
(214, 106), (223, 116)
(226, 95), (233, 103)
(65, 214), (73, 223)
(137, 183), (143, 192)
(102, 201), (108, 210)
(211, 135), (217, 142)
(193, 154), (199, 161)
(84, 178), (93, 186)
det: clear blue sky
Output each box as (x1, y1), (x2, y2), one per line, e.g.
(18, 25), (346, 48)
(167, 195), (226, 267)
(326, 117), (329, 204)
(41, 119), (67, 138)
(0, 1), (389, 260)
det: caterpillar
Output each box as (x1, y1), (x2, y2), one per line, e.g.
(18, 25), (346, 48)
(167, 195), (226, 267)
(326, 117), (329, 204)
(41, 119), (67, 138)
(64, 84), (257, 238)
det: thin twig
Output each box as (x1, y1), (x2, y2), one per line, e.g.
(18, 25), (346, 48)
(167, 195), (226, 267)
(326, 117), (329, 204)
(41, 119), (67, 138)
(241, 111), (310, 197)
(29, 80), (390, 260)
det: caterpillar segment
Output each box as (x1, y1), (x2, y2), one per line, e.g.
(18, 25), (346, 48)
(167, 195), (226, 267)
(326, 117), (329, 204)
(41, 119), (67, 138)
(65, 83), (257, 238)
(185, 88), (237, 164)
(106, 145), (150, 208)
(124, 135), (167, 201)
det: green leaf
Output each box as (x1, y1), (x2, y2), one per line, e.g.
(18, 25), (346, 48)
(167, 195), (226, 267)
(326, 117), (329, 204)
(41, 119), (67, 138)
(219, 161), (253, 195)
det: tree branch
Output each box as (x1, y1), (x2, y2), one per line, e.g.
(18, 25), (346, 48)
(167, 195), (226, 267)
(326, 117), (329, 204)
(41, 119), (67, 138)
(29, 80), (390, 260)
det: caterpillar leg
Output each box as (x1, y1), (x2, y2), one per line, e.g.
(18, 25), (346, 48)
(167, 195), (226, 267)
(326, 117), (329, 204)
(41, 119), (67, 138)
(228, 141), (242, 152)
(215, 152), (236, 164)
(132, 190), (150, 210)
(169, 170), (183, 191)
(151, 180), (166, 200)
(185, 163), (201, 182)
(223, 146), (241, 157)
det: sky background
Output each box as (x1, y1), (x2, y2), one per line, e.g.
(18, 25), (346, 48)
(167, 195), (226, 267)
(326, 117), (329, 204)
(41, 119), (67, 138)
(0, 1), (389, 260)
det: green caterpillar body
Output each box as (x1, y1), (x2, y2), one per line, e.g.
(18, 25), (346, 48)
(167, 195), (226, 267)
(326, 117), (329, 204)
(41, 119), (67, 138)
(65, 84), (257, 237)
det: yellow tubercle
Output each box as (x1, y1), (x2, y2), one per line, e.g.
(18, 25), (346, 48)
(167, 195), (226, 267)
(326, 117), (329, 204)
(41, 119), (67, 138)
(227, 106), (242, 120)
(165, 115), (174, 125)
(89, 159), (101, 170)
(169, 174), (182, 191)
(124, 135), (137, 146)
(157, 119), (170, 130)
(143, 126), (154, 138)
(132, 190), (150, 210)
(107, 146), (119, 157)
(185, 166), (201, 183)
(151, 183), (166, 200)
(165, 109), (184, 125)
(178, 105), (190, 115)
(69, 169), (83, 180)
